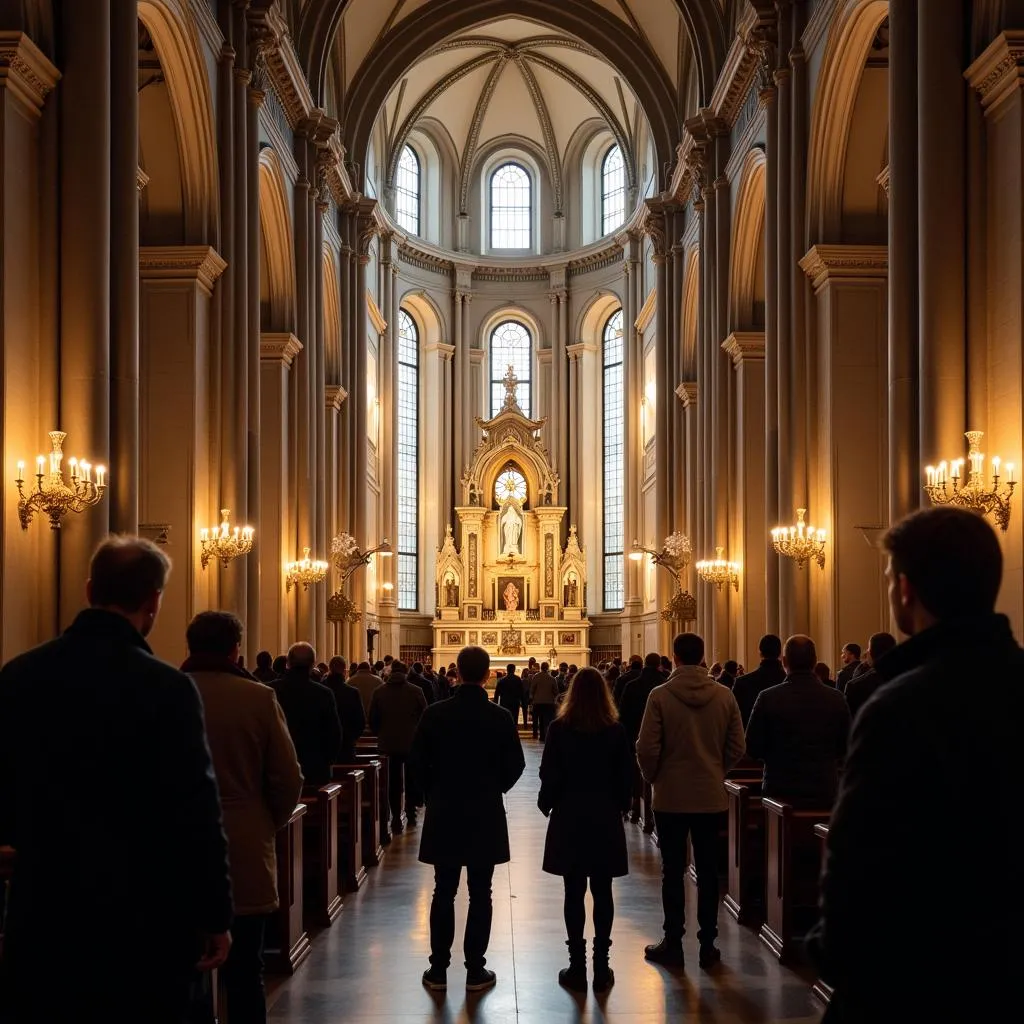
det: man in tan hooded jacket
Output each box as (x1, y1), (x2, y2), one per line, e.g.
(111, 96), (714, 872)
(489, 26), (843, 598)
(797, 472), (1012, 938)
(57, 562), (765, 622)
(636, 632), (745, 970)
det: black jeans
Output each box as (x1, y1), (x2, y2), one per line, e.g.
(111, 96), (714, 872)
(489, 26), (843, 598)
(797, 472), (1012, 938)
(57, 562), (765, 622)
(388, 753), (419, 821)
(221, 913), (270, 1023)
(654, 810), (723, 945)
(429, 863), (495, 971)
(534, 704), (555, 741)
(563, 874), (614, 945)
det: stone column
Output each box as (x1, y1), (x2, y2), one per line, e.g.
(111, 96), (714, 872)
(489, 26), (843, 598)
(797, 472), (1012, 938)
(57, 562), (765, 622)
(378, 235), (399, 641)
(462, 292), (475, 458)
(621, 235), (643, 652)
(324, 384), (347, 656)
(557, 282), (570, 498)
(452, 286), (464, 479)
(566, 344), (583, 526)
(312, 172), (329, 656)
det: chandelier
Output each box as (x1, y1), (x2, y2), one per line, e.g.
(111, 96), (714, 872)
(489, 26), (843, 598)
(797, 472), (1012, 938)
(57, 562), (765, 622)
(772, 508), (826, 570)
(696, 547), (741, 592)
(327, 590), (362, 623)
(285, 547), (329, 592)
(16, 431), (107, 530)
(200, 509), (254, 569)
(924, 431), (1016, 531)
(661, 589), (697, 624)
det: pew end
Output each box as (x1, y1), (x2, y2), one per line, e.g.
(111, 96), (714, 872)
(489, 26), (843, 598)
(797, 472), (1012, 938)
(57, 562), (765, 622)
(265, 803), (312, 975)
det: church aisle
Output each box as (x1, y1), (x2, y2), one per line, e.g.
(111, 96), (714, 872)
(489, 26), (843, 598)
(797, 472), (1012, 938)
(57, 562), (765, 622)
(268, 740), (822, 1023)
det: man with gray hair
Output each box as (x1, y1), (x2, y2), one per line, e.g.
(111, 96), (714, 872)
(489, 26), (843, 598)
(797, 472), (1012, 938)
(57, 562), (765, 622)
(271, 642), (342, 787)
(0, 536), (233, 1022)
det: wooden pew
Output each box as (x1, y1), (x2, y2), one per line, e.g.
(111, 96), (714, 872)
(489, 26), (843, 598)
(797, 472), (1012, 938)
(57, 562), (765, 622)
(758, 798), (830, 964)
(265, 803), (311, 975)
(687, 760), (763, 884)
(812, 822), (835, 1006)
(300, 783), (343, 928)
(337, 769), (367, 892)
(723, 778), (765, 925)
(332, 761), (384, 867)
(355, 739), (396, 846)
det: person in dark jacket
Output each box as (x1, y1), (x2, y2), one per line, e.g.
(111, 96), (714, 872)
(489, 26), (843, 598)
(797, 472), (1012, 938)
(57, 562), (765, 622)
(731, 633), (786, 726)
(369, 662), (427, 830)
(323, 657), (367, 764)
(835, 642), (862, 692)
(411, 647), (525, 994)
(539, 668), (632, 993)
(717, 660), (738, 690)
(813, 662), (836, 687)
(272, 654), (288, 676)
(409, 662), (436, 706)
(745, 635), (851, 805)
(252, 649), (278, 683)
(493, 662), (525, 726)
(0, 537), (233, 1023)
(271, 642), (343, 788)
(843, 631), (897, 723)
(529, 663), (560, 740)
(613, 655), (642, 707)
(618, 653), (664, 744)
(810, 507), (1022, 1023)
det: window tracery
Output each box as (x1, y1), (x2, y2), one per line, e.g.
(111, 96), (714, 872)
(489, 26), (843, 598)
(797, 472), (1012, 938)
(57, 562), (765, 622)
(490, 162), (532, 250)
(489, 320), (532, 416)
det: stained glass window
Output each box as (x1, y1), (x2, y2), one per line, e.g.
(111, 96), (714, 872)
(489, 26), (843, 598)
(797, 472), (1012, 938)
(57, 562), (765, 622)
(490, 320), (532, 417)
(603, 309), (625, 610)
(395, 145), (420, 235)
(601, 144), (625, 235)
(490, 162), (531, 249)
(397, 309), (419, 609)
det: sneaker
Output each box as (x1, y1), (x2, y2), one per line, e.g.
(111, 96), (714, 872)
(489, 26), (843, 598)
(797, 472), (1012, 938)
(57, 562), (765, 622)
(466, 967), (497, 992)
(698, 945), (721, 969)
(644, 939), (684, 967)
(422, 966), (447, 991)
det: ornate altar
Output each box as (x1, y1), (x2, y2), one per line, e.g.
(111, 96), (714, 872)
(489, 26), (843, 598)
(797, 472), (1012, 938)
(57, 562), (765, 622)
(432, 367), (591, 668)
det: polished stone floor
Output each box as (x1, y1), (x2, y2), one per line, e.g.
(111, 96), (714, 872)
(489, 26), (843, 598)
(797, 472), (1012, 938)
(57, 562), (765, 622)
(268, 739), (823, 1023)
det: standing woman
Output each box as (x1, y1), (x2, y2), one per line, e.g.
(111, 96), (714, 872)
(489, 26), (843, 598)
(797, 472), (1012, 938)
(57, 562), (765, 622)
(538, 667), (633, 993)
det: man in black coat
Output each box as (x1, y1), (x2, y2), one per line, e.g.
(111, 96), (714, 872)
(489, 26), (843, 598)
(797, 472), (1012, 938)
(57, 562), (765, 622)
(731, 633), (786, 726)
(493, 662), (525, 727)
(410, 646), (525, 994)
(323, 657), (367, 764)
(0, 537), (233, 1023)
(745, 635), (850, 805)
(272, 642), (343, 786)
(843, 631), (897, 723)
(619, 653), (664, 745)
(810, 508), (1022, 1023)
(835, 642), (863, 693)
(613, 655), (643, 707)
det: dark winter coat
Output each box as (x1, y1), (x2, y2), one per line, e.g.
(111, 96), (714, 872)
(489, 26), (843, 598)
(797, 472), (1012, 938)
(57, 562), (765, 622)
(613, 664), (641, 707)
(368, 671), (427, 756)
(538, 719), (632, 877)
(494, 671), (525, 709)
(323, 672), (367, 763)
(731, 657), (786, 726)
(619, 666), (665, 744)
(410, 684), (525, 866)
(271, 669), (343, 787)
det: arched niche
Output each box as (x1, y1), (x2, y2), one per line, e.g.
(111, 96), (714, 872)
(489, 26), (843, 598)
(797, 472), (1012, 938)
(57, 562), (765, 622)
(138, 0), (218, 242)
(806, 0), (889, 243)
(400, 289), (448, 349)
(576, 291), (622, 347)
(258, 147), (296, 333)
(729, 148), (767, 330)
(322, 245), (341, 382)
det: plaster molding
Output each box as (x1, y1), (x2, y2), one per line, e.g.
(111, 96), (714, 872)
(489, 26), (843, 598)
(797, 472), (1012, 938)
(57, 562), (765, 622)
(325, 383), (348, 410)
(635, 287), (657, 333)
(457, 56), (508, 214)
(0, 31), (59, 117)
(137, 166), (151, 193)
(876, 164), (890, 197)
(189, 0), (224, 55)
(517, 55), (564, 212)
(722, 331), (766, 366)
(965, 30), (1024, 114)
(138, 245), (227, 292)
(425, 342), (456, 360)
(366, 291), (388, 335)
(675, 381), (698, 407)
(798, 244), (888, 291)
(260, 332), (303, 367)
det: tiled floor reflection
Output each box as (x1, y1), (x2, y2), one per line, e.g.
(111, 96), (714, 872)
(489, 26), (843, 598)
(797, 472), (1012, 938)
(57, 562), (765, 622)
(268, 739), (823, 1023)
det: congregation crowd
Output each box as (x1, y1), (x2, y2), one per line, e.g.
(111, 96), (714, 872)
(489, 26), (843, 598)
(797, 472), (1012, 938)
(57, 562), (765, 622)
(0, 505), (1019, 1024)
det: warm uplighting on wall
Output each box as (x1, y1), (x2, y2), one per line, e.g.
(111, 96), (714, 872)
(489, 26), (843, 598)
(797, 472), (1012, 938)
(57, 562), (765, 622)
(696, 547), (741, 592)
(285, 547), (329, 592)
(16, 431), (107, 530)
(771, 509), (826, 570)
(924, 431), (1016, 531)
(199, 509), (254, 569)
(641, 379), (656, 447)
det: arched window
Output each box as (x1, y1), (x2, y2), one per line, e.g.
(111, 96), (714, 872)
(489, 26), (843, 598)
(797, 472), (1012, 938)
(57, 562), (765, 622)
(490, 163), (531, 249)
(395, 145), (420, 235)
(602, 309), (625, 610)
(397, 309), (419, 609)
(601, 144), (625, 235)
(489, 320), (532, 416)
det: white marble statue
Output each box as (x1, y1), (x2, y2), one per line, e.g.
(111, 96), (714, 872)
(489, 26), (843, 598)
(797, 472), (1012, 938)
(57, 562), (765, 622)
(501, 503), (522, 555)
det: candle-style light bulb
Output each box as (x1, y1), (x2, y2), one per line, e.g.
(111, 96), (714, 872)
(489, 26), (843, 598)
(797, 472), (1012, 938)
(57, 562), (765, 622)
(16, 461), (24, 484)
(96, 466), (106, 488)
(1007, 463), (1016, 484)
(36, 455), (45, 475)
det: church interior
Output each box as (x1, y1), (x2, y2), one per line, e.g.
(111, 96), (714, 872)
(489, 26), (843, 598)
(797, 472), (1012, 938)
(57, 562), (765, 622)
(0, 0), (1021, 1020)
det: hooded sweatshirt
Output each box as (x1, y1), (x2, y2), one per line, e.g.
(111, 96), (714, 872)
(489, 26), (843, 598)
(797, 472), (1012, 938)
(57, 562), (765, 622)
(635, 664), (746, 813)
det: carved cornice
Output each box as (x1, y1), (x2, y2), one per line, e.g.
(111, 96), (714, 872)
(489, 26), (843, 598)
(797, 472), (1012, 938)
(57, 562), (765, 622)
(710, 22), (762, 128)
(965, 30), (1024, 114)
(399, 245), (453, 276)
(567, 247), (622, 277)
(799, 244), (888, 291)
(722, 331), (766, 366)
(260, 332), (303, 367)
(675, 382), (698, 408)
(138, 245), (227, 292)
(643, 203), (669, 260)
(0, 31), (59, 117)
(325, 384), (348, 410)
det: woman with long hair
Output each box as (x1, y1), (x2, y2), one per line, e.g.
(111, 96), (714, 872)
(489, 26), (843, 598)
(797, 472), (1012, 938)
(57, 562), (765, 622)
(538, 667), (633, 993)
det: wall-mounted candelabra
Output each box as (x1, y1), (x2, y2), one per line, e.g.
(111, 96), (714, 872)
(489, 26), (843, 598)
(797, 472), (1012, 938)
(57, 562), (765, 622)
(16, 431), (106, 530)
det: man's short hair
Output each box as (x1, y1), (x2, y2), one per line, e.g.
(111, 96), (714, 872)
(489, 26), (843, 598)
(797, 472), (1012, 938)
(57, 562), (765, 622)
(89, 535), (171, 612)
(256, 650), (273, 669)
(391, 660), (407, 675)
(560, 662), (569, 672)
(644, 652), (661, 669)
(758, 633), (783, 659)
(884, 506), (1003, 619)
(540, 661), (549, 672)
(630, 654), (643, 667)
(813, 662), (831, 683)
(412, 662), (423, 674)
(459, 646), (491, 684)
(723, 660), (738, 675)
(868, 631), (897, 661)
(673, 632), (705, 665)
(186, 611), (242, 658)
(358, 661), (370, 671)
(843, 642), (862, 659)
(287, 642), (316, 670)
(329, 656), (346, 674)
(507, 663), (516, 675)
(784, 635), (817, 672)
(384, 654), (393, 664)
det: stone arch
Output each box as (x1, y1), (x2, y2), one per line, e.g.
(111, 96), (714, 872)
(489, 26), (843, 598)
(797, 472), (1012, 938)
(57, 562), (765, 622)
(681, 246), (700, 378)
(322, 245), (341, 382)
(729, 147), (767, 330)
(258, 147), (296, 332)
(137, 0), (218, 241)
(576, 291), (622, 347)
(805, 0), (889, 243)
(399, 289), (448, 348)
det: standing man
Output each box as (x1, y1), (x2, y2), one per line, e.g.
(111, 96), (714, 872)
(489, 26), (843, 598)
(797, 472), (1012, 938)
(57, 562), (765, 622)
(324, 658), (368, 764)
(493, 662), (525, 727)
(811, 507), (1022, 1021)
(843, 632), (897, 723)
(636, 633), (745, 969)
(347, 659), (383, 717)
(731, 634), (786, 726)
(529, 662), (559, 741)
(411, 647), (525, 993)
(183, 611), (303, 1023)
(0, 537), (233, 1022)
(835, 642), (862, 692)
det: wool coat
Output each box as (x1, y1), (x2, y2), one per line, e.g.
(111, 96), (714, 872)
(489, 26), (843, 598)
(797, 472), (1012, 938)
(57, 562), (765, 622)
(538, 718), (632, 877)
(368, 671), (427, 756)
(271, 669), (342, 787)
(323, 672), (367, 763)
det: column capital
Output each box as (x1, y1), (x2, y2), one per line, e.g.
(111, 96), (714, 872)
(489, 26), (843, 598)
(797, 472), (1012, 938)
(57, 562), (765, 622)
(139, 245), (227, 293)
(425, 341), (456, 361)
(260, 331), (303, 367)
(966, 30), (1024, 115)
(325, 383), (348, 410)
(0, 32), (60, 118)
(798, 243), (888, 291)
(137, 166), (150, 193)
(722, 331), (766, 366)
(675, 381), (698, 407)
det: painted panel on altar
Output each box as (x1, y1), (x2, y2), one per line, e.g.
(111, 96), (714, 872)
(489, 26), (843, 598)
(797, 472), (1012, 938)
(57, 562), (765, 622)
(497, 576), (525, 611)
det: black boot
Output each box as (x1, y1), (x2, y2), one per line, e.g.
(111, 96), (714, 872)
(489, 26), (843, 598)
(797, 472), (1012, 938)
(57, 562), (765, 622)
(592, 937), (614, 992)
(558, 940), (587, 993)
